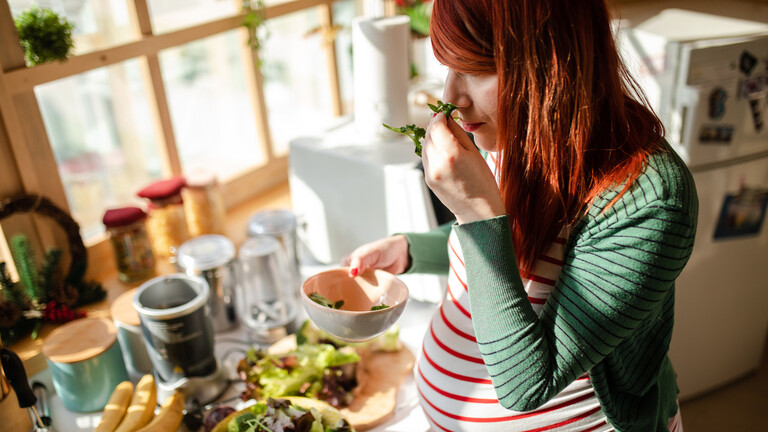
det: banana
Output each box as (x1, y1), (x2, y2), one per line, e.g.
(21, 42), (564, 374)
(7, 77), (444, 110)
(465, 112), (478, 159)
(114, 374), (157, 432)
(135, 391), (184, 432)
(94, 381), (134, 432)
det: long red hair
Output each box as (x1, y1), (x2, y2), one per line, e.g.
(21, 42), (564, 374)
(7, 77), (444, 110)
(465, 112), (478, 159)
(430, 0), (665, 274)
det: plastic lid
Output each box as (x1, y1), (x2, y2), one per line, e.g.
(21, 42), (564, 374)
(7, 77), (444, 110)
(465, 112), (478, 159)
(239, 235), (281, 258)
(177, 234), (236, 270)
(103, 207), (147, 228)
(42, 318), (117, 363)
(137, 177), (186, 200)
(247, 209), (297, 236)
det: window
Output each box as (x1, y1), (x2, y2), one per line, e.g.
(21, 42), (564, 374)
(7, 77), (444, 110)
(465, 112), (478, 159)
(0, 0), (356, 265)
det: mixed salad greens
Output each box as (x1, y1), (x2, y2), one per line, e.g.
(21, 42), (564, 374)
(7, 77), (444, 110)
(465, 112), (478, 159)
(382, 100), (458, 156)
(220, 397), (352, 432)
(237, 321), (400, 409)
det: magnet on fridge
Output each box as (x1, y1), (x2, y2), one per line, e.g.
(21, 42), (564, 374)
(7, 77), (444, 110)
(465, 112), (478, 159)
(739, 50), (757, 75)
(713, 188), (768, 239)
(708, 87), (727, 119)
(698, 124), (734, 144)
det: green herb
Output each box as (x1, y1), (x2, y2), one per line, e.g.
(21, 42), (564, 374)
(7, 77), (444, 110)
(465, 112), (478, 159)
(428, 100), (458, 117)
(382, 123), (426, 156)
(370, 304), (390, 311)
(309, 293), (344, 309)
(382, 100), (458, 157)
(14, 7), (75, 66)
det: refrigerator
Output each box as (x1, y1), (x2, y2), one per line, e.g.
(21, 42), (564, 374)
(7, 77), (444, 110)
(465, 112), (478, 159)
(617, 8), (768, 400)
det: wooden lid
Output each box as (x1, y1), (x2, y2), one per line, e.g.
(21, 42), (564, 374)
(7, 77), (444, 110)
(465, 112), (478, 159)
(42, 318), (117, 363)
(111, 288), (141, 327)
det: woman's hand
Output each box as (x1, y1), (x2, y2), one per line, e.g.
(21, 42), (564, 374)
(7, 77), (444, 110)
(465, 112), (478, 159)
(341, 235), (410, 277)
(422, 113), (506, 224)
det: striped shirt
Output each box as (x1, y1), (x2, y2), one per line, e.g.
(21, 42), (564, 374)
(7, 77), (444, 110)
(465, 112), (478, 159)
(404, 144), (697, 431)
(416, 225), (615, 431)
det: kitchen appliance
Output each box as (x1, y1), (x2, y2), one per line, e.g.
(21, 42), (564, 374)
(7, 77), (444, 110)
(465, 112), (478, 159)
(247, 209), (302, 297)
(289, 122), (448, 304)
(617, 6), (768, 400)
(133, 274), (228, 405)
(176, 234), (239, 332)
(238, 235), (298, 343)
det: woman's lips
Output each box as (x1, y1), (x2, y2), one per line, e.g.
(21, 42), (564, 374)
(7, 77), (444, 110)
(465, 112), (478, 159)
(461, 122), (484, 133)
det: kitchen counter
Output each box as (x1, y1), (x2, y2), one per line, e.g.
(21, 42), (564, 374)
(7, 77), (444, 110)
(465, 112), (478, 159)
(29, 265), (439, 432)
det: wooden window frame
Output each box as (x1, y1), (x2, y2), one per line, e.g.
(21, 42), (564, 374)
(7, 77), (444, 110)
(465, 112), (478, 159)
(0, 0), (345, 278)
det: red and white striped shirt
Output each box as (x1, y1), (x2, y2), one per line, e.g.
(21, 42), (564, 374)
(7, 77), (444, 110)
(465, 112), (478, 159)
(414, 152), (684, 431)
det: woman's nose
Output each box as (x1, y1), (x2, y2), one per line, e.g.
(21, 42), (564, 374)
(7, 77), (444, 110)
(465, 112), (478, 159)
(442, 71), (469, 109)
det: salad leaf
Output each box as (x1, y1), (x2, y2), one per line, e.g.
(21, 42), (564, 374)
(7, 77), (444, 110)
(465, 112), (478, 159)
(309, 293), (344, 309)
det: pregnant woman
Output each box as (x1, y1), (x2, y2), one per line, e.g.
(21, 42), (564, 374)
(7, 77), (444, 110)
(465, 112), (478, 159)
(343, 0), (698, 431)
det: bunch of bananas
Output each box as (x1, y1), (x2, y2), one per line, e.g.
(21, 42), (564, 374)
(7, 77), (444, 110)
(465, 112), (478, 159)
(94, 375), (184, 432)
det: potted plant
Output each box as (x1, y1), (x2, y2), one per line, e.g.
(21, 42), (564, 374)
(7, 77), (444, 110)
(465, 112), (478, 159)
(14, 6), (75, 66)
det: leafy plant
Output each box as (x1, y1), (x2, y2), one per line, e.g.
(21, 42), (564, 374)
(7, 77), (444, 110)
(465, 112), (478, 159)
(383, 100), (458, 156)
(242, 0), (269, 65)
(0, 234), (105, 345)
(14, 6), (75, 66)
(396, 0), (432, 38)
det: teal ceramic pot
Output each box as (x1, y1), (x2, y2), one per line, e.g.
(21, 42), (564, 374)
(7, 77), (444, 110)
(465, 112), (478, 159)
(42, 317), (129, 412)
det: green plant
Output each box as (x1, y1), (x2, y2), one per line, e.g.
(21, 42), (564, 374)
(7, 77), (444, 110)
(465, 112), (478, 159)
(242, 0), (269, 65)
(396, 0), (432, 38)
(383, 100), (457, 156)
(14, 6), (75, 66)
(0, 233), (105, 345)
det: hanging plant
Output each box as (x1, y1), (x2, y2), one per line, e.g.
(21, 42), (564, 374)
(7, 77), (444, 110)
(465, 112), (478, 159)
(14, 6), (75, 66)
(241, 0), (269, 66)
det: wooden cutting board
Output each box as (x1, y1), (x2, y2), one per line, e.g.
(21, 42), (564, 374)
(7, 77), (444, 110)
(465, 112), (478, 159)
(268, 335), (416, 431)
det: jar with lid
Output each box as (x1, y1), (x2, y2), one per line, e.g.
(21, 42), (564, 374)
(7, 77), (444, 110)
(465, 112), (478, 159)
(182, 171), (226, 237)
(137, 177), (190, 260)
(103, 206), (156, 283)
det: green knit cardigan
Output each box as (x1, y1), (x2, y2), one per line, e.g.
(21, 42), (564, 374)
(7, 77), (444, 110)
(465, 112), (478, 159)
(403, 146), (698, 431)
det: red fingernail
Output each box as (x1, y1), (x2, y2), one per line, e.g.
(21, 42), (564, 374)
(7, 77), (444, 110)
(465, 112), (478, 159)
(432, 112), (438, 118)
(350, 268), (359, 277)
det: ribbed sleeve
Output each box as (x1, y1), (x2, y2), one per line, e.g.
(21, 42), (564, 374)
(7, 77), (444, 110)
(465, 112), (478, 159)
(453, 148), (698, 432)
(401, 222), (453, 275)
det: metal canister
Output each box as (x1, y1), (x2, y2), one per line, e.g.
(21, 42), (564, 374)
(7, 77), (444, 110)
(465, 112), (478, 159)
(176, 235), (238, 332)
(247, 209), (301, 296)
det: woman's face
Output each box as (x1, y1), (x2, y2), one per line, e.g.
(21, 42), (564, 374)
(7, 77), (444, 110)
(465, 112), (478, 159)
(442, 69), (499, 152)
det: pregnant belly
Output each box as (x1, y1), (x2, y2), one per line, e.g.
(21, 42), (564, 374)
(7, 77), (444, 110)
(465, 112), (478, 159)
(416, 314), (612, 432)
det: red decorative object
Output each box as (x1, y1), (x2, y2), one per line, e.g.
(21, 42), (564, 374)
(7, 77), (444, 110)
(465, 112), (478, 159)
(102, 206), (147, 228)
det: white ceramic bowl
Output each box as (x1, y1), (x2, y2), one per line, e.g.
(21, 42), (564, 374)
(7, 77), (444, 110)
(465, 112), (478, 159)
(301, 267), (409, 342)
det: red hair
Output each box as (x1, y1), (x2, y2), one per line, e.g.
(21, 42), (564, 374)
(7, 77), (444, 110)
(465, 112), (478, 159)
(430, 0), (665, 274)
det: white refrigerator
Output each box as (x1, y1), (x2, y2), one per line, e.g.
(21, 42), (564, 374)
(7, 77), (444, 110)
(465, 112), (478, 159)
(618, 9), (768, 400)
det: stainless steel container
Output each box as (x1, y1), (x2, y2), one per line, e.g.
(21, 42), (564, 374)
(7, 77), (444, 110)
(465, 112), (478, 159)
(247, 209), (301, 296)
(176, 235), (238, 332)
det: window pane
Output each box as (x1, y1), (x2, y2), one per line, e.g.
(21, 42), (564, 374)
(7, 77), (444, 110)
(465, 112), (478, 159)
(333, 0), (363, 115)
(35, 60), (163, 239)
(159, 30), (265, 179)
(9, 0), (135, 54)
(261, 9), (336, 156)
(147, 0), (238, 34)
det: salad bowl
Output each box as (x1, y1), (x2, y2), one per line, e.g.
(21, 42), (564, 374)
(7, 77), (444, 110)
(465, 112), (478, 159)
(301, 267), (408, 342)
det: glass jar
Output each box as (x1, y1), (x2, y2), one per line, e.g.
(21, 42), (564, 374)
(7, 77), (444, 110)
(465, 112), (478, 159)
(137, 177), (190, 260)
(102, 206), (156, 283)
(182, 172), (226, 237)
(247, 209), (301, 296)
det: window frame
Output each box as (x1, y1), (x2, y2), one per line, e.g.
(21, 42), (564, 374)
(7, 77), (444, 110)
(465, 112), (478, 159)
(0, 0), (347, 277)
